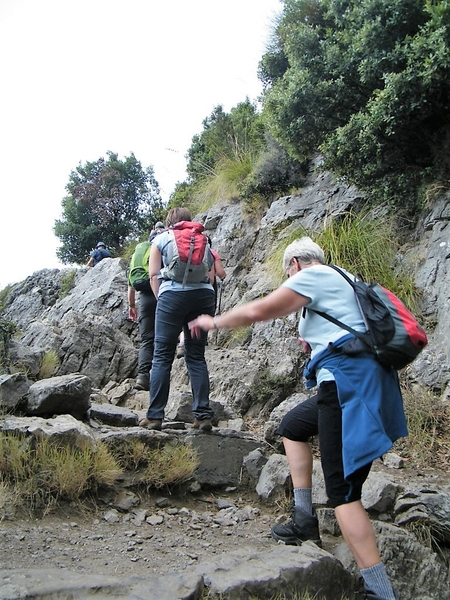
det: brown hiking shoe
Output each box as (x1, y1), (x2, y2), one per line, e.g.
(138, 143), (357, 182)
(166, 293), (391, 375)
(139, 418), (162, 430)
(192, 418), (212, 432)
(134, 377), (149, 391)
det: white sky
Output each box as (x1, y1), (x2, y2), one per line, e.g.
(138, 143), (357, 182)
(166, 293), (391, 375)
(0, 0), (281, 290)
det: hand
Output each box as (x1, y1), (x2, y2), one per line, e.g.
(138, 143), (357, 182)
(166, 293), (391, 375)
(298, 337), (311, 354)
(188, 314), (214, 338)
(129, 306), (138, 322)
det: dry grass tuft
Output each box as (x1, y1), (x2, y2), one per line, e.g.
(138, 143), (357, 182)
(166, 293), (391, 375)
(0, 433), (122, 509)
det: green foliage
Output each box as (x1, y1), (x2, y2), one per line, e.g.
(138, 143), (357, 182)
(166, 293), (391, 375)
(0, 317), (17, 375)
(38, 350), (60, 380)
(186, 99), (266, 183)
(261, 0), (450, 208)
(54, 151), (165, 264)
(267, 210), (421, 313)
(0, 285), (12, 313)
(314, 211), (420, 312)
(58, 270), (76, 299)
(241, 135), (308, 200)
(0, 434), (122, 508)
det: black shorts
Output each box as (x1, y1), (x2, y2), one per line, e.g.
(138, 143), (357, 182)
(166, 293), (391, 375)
(277, 381), (372, 508)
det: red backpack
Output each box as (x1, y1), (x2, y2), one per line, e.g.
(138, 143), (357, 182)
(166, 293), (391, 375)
(310, 266), (428, 370)
(161, 221), (211, 287)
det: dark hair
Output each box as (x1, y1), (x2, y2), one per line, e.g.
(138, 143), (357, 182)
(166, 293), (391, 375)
(166, 207), (192, 227)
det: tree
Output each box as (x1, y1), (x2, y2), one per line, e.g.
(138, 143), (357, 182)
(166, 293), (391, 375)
(54, 152), (164, 264)
(186, 99), (266, 183)
(259, 0), (450, 207)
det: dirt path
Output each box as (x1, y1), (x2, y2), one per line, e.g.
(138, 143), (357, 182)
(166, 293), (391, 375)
(0, 491), (284, 579)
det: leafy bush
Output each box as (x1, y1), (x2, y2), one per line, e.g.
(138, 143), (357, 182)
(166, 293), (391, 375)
(240, 136), (308, 200)
(0, 285), (12, 313)
(260, 0), (450, 209)
(0, 317), (17, 375)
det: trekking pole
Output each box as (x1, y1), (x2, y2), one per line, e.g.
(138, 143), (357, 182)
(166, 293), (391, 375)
(214, 279), (224, 344)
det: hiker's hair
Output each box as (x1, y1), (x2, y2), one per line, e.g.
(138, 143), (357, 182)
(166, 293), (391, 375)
(166, 207), (192, 227)
(283, 237), (325, 271)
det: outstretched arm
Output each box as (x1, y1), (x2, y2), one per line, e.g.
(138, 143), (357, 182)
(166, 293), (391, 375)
(189, 286), (309, 336)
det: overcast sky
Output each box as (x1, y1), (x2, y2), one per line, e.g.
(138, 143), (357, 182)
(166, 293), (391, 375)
(0, 0), (281, 289)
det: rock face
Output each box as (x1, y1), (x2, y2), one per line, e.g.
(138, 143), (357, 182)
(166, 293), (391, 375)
(1, 163), (450, 598)
(2, 163), (449, 406)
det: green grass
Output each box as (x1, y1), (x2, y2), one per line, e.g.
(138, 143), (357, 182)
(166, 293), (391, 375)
(58, 269), (77, 299)
(38, 350), (60, 379)
(186, 153), (255, 216)
(265, 209), (422, 314)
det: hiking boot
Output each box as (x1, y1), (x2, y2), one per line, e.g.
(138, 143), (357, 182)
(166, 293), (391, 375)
(192, 418), (212, 431)
(271, 506), (322, 547)
(364, 585), (399, 600)
(134, 377), (149, 391)
(139, 418), (162, 430)
(176, 345), (185, 359)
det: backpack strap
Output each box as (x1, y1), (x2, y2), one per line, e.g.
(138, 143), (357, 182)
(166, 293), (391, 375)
(307, 265), (368, 343)
(181, 233), (196, 288)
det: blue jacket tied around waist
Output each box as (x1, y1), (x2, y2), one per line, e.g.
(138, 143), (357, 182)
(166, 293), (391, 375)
(304, 334), (408, 478)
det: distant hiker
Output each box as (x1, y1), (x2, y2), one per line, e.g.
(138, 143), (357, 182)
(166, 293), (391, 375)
(152, 221), (165, 236)
(139, 207), (215, 432)
(128, 224), (165, 391)
(87, 242), (111, 267)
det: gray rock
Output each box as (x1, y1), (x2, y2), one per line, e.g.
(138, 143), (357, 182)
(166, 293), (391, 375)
(0, 373), (29, 412)
(0, 414), (97, 450)
(195, 543), (356, 599)
(256, 454), (290, 499)
(89, 402), (139, 427)
(26, 373), (92, 419)
(0, 569), (204, 600)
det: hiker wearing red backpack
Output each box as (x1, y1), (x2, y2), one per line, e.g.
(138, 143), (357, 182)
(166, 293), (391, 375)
(139, 207), (215, 432)
(189, 236), (405, 600)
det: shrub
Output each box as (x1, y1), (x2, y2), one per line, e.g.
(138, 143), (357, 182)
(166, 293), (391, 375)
(0, 317), (17, 375)
(38, 350), (60, 379)
(58, 270), (77, 299)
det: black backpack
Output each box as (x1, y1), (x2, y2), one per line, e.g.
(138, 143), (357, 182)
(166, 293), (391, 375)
(308, 266), (428, 370)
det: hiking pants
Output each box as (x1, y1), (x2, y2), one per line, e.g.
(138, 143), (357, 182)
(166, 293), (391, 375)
(277, 381), (372, 507)
(137, 291), (157, 383)
(147, 288), (215, 421)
